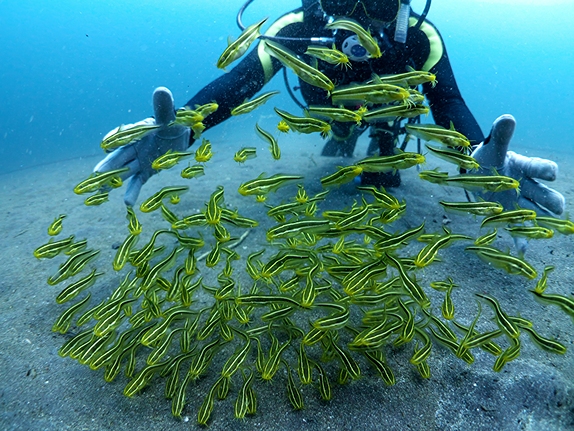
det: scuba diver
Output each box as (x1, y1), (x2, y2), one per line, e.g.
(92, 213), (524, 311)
(95, 0), (565, 220)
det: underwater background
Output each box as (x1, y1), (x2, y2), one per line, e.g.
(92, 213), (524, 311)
(1, 0), (574, 173)
(2, 1), (574, 430)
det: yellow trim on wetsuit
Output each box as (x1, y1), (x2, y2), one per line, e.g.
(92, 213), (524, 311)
(257, 11), (305, 83)
(409, 17), (444, 72)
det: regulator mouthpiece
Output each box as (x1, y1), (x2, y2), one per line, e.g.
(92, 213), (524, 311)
(394, 1), (411, 43)
(342, 35), (370, 62)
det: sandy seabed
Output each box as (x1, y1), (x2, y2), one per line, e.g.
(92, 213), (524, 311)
(1, 130), (573, 431)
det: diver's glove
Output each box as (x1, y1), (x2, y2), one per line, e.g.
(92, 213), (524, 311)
(471, 114), (565, 253)
(471, 114), (565, 215)
(94, 87), (191, 207)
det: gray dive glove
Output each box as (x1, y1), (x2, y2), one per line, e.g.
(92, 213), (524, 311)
(94, 87), (191, 207)
(471, 114), (565, 216)
(471, 114), (565, 254)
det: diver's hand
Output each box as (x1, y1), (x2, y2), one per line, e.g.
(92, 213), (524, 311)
(94, 87), (191, 207)
(471, 114), (565, 216)
(471, 114), (565, 254)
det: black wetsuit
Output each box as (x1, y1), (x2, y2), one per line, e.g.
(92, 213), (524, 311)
(184, 2), (485, 151)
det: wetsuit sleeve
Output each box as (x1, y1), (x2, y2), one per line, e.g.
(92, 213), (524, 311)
(424, 52), (485, 146)
(183, 9), (307, 146)
(183, 46), (270, 134)
(414, 19), (485, 147)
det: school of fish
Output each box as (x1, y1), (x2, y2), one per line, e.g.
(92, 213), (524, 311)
(35, 13), (574, 427)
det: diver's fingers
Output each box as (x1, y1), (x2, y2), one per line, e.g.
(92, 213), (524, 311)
(473, 114), (516, 169)
(488, 114), (515, 167)
(519, 178), (565, 215)
(512, 235), (528, 256)
(93, 145), (137, 174)
(508, 151), (558, 181)
(124, 174), (145, 207)
(516, 195), (553, 216)
(152, 87), (176, 125)
(121, 158), (141, 182)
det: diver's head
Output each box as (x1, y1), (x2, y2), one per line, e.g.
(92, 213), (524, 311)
(318, 0), (402, 23)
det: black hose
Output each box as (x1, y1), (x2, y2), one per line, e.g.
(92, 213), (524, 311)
(236, 0), (255, 30)
(283, 67), (307, 110)
(237, 0), (333, 43)
(413, 0), (432, 31)
(236, 0), (310, 109)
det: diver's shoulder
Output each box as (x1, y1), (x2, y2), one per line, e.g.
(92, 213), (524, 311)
(409, 13), (444, 46)
(410, 13), (442, 36)
(267, 6), (324, 37)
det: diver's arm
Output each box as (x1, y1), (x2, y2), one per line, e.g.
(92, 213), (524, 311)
(416, 22), (564, 240)
(92, 10), (314, 206)
(423, 49), (485, 146)
(184, 9), (309, 141)
(184, 48), (270, 132)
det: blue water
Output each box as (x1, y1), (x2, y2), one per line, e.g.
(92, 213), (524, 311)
(1, 0), (573, 172)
